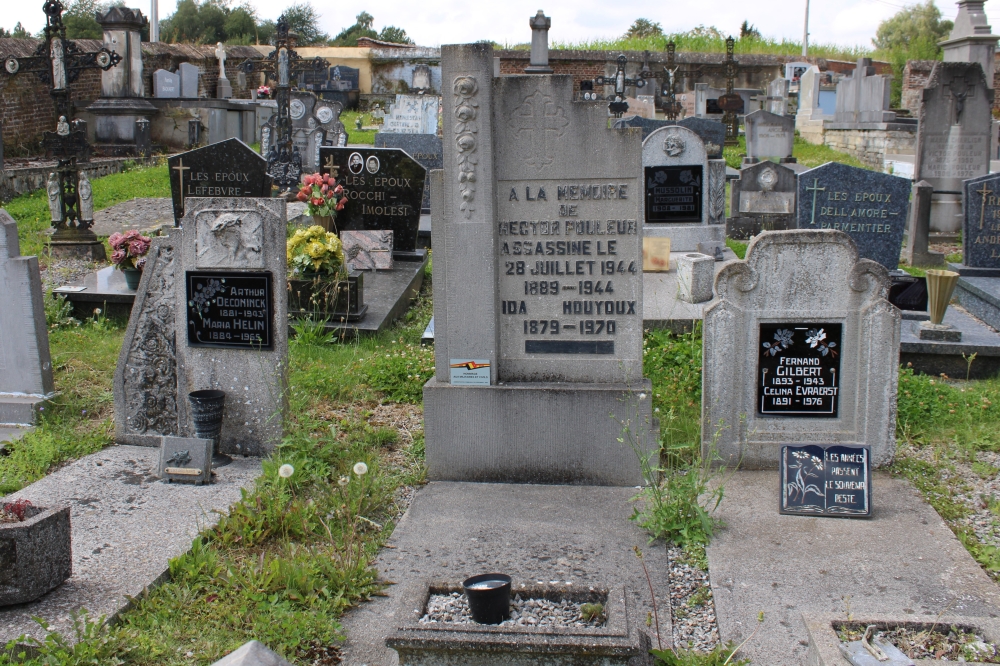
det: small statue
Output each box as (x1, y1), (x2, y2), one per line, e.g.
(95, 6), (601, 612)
(78, 171), (94, 224)
(56, 115), (70, 136)
(215, 42), (228, 80)
(46, 173), (63, 223)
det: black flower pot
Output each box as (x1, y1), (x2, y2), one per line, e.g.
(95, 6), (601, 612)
(463, 573), (511, 625)
(187, 390), (230, 467)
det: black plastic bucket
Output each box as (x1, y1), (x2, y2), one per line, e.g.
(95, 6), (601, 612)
(462, 573), (511, 625)
(187, 390), (227, 464)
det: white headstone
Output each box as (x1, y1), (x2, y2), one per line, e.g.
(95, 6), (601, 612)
(0, 209), (54, 425)
(382, 94), (439, 134)
(153, 69), (179, 98)
(744, 109), (794, 160)
(703, 229), (900, 469)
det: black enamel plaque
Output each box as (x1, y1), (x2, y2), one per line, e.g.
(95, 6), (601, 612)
(644, 165), (702, 223)
(780, 445), (871, 517)
(758, 323), (841, 417)
(186, 271), (273, 349)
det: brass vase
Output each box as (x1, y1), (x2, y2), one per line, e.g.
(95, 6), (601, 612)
(925, 269), (959, 325)
(312, 215), (334, 232)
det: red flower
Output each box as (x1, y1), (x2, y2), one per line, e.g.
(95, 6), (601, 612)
(297, 191), (308, 202)
(320, 184), (329, 194)
(336, 198), (346, 211)
(311, 197), (324, 207)
(333, 184), (343, 195)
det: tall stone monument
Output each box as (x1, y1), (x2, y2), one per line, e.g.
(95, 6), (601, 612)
(940, 1), (999, 84)
(914, 61), (994, 233)
(114, 198), (288, 455)
(703, 229), (900, 468)
(0, 210), (55, 426)
(423, 43), (655, 486)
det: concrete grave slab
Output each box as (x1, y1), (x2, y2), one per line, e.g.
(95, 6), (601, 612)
(0, 445), (260, 646)
(707, 471), (1000, 666)
(337, 482), (669, 665)
(0, 209), (54, 426)
(956, 275), (1000, 330)
(900, 305), (1000, 379)
(211, 640), (293, 666)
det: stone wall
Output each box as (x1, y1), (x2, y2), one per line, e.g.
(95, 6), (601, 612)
(902, 60), (936, 115)
(823, 127), (916, 169)
(0, 157), (154, 203)
(142, 43), (260, 101)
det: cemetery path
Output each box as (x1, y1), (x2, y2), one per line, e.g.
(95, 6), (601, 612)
(707, 470), (1000, 664)
(339, 481), (671, 665)
(89, 197), (174, 237)
(0, 445), (261, 645)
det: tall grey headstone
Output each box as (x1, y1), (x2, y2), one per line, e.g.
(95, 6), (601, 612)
(641, 125), (724, 251)
(178, 62), (199, 99)
(153, 69), (179, 98)
(0, 210), (55, 426)
(796, 161), (911, 270)
(728, 161), (797, 239)
(114, 199), (288, 455)
(423, 43), (654, 486)
(914, 61), (994, 234)
(831, 58), (895, 125)
(940, 0), (999, 85)
(744, 109), (794, 161)
(767, 77), (789, 115)
(283, 91), (346, 173)
(703, 229), (900, 469)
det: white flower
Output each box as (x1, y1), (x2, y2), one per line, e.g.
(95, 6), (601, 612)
(338, 475), (349, 486)
(638, 392), (647, 401)
(353, 462), (368, 476)
(278, 464), (294, 478)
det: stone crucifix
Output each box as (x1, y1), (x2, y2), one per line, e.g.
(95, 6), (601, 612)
(215, 42), (228, 81)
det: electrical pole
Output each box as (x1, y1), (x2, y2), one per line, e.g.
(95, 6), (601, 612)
(802, 0), (810, 57)
(150, 0), (158, 42)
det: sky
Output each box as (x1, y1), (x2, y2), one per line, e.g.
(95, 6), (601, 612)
(5, 0), (999, 50)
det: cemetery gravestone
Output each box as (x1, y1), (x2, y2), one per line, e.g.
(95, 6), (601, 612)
(915, 62), (994, 234)
(796, 162), (910, 270)
(780, 445), (871, 517)
(642, 125), (725, 251)
(168, 138), (272, 224)
(284, 91), (347, 173)
(382, 94), (439, 134)
(0, 210), (55, 426)
(318, 146), (426, 254)
(728, 161), (797, 239)
(159, 435), (213, 484)
(114, 198), (288, 455)
(178, 62), (199, 99)
(424, 43), (654, 486)
(703, 229), (900, 469)
(744, 109), (794, 162)
(153, 69), (179, 98)
(613, 116), (725, 158)
(767, 77), (789, 116)
(374, 133), (443, 213)
(959, 172), (1000, 274)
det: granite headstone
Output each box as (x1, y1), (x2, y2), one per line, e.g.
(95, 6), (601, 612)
(613, 116), (725, 158)
(178, 62), (199, 99)
(168, 138), (272, 224)
(0, 209), (55, 426)
(728, 161), (797, 239)
(703, 229), (900, 469)
(286, 91), (347, 173)
(796, 162), (910, 270)
(744, 109), (794, 161)
(318, 146), (426, 254)
(961, 172), (1000, 273)
(153, 69), (180, 98)
(374, 133), (443, 213)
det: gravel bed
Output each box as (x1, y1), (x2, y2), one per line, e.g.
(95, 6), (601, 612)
(667, 547), (720, 652)
(40, 257), (103, 294)
(419, 592), (605, 628)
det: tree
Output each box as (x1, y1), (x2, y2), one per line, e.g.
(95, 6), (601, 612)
(378, 26), (412, 45)
(873, 1), (953, 107)
(739, 20), (761, 40)
(224, 5), (257, 43)
(11, 22), (32, 38)
(282, 2), (328, 45)
(63, 0), (104, 39)
(624, 18), (662, 40)
(331, 11), (376, 46)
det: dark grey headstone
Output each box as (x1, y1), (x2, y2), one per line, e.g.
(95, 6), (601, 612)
(728, 161), (797, 239)
(319, 146), (426, 254)
(796, 162), (911, 270)
(963, 172), (1000, 269)
(135, 118), (151, 158)
(167, 138), (271, 224)
(178, 62), (199, 99)
(614, 116), (725, 158)
(374, 133), (442, 213)
(329, 65), (359, 90)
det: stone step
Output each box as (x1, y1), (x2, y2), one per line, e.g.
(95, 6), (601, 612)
(0, 395), (46, 426)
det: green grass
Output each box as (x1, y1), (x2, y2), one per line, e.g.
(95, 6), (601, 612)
(4, 161), (170, 260)
(341, 110), (377, 145)
(722, 134), (864, 170)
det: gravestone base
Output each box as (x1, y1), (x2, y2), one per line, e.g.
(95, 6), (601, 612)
(930, 195), (963, 234)
(423, 380), (656, 487)
(917, 320), (961, 342)
(0, 394), (47, 427)
(949, 262), (1000, 278)
(955, 276), (1000, 330)
(49, 238), (107, 261)
(900, 306), (1000, 380)
(644, 224), (725, 253)
(216, 79), (232, 99)
(905, 249), (945, 268)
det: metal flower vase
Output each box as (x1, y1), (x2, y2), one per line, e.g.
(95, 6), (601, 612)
(925, 269), (959, 325)
(187, 390), (230, 467)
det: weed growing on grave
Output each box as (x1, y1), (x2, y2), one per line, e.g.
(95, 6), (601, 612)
(43, 292), (80, 330)
(650, 644), (750, 666)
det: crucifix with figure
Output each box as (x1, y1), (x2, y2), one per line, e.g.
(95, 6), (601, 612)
(238, 15), (327, 192)
(944, 73), (974, 126)
(2, 0), (121, 258)
(594, 54), (649, 118)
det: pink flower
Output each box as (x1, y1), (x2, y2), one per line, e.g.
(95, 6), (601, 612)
(296, 191), (308, 202)
(111, 249), (126, 264)
(136, 257), (146, 269)
(333, 184), (343, 195)
(109, 232), (125, 248)
(336, 198), (346, 211)
(128, 240), (148, 257)
(124, 229), (141, 241)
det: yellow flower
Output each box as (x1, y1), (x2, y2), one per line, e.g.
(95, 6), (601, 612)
(305, 241), (326, 259)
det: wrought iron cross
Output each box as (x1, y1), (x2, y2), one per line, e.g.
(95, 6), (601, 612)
(2, 0), (121, 232)
(239, 15), (327, 191)
(595, 54), (649, 118)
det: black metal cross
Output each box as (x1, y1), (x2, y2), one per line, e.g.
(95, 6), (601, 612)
(595, 54), (649, 118)
(239, 15), (327, 191)
(2, 0), (121, 234)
